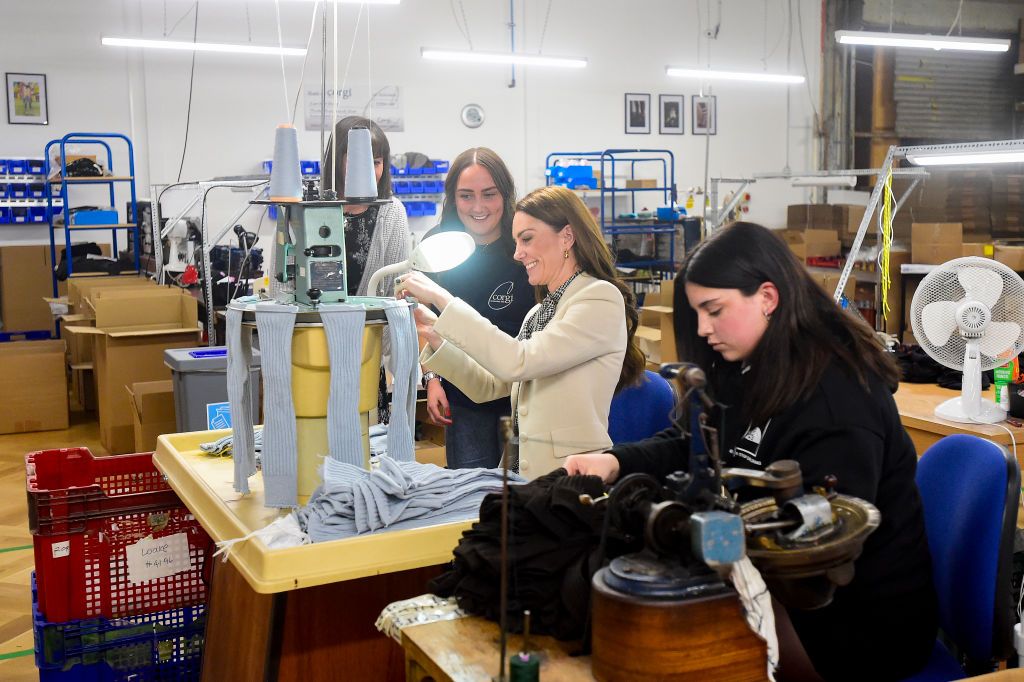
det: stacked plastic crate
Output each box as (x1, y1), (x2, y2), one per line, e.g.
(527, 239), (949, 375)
(0, 157), (50, 225)
(392, 159), (448, 217)
(26, 447), (213, 681)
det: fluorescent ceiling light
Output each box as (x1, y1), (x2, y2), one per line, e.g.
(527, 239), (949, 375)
(835, 30), (1009, 52)
(421, 48), (586, 68)
(102, 37), (306, 56)
(666, 67), (804, 84)
(906, 150), (1024, 166)
(791, 176), (858, 188)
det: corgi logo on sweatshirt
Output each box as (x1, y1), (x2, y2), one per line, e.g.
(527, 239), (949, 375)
(488, 281), (515, 310)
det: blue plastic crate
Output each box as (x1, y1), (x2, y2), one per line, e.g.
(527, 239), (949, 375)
(0, 184), (7, 200)
(8, 182), (27, 198)
(0, 159), (7, 174)
(70, 209), (118, 226)
(422, 202), (437, 216)
(30, 205), (48, 223)
(261, 159), (273, 174)
(426, 180), (444, 194)
(410, 180), (424, 193)
(28, 158), (46, 174)
(8, 158), (27, 174)
(28, 182), (46, 198)
(11, 206), (28, 223)
(300, 160), (320, 176)
(33, 574), (205, 681)
(392, 180), (409, 195)
(432, 159), (450, 174)
(0, 207), (10, 224)
(393, 166), (408, 176)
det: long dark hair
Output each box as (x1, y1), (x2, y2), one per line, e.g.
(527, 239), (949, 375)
(321, 116), (392, 198)
(516, 186), (645, 392)
(430, 147), (517, 255)
(676, 222), (897, 425)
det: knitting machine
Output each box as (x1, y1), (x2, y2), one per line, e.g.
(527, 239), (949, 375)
(590, 362), (881, 680)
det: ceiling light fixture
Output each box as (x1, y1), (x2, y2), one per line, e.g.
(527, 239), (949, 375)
(835, 30), (1010, 53)
(665, 67), (805, 84)
(102, 37), (306, 57)
(905, 150), (1024, 166)
(421, 48), (587, 68)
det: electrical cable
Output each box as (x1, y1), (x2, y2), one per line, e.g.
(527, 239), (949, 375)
(537, 0), (554, 54)
(793, 0), (821, 134)
(231, 207), (269, 301)
(164, 1), (197, 38)
(291, 1), (323, 125)
(366, 4), (373, 119)
(273, 0), (290, 122)
(945, 0), (964, 36)
(175, 2), (200, 183)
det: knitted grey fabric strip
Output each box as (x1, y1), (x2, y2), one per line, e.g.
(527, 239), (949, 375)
(295, 457), (524, 541)
(320, 304), (367, 467)
(226, 306), (257, 494)
(382, 300), (417, 463)
(255, 303), (299, 508)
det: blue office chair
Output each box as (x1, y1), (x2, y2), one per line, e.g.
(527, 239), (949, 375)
(903, 433), (1020, 681)
(607, 370), (676, 444)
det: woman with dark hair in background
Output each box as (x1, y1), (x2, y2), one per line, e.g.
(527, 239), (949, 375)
(396, 185), (646, 479)
(323, 115), (410, 297)
(420, 148), (534, 469)
(565, 222), (937, 681)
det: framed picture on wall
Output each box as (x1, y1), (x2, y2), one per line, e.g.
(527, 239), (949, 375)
(659, 94), (684, 134)
(624, 93), (651, 134)
(5, 73), (48, 125)
(692, 95), (716, 135)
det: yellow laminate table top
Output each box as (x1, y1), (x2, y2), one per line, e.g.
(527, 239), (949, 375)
(894, 382), (1024, 446)
(153, 429), (470, 594)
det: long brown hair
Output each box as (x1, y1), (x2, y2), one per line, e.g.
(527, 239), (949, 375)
(321, 116), (392, 198)
(434, 148), (517, 254)
(676, 222), (898, 425)
(516, 185), (645, 392)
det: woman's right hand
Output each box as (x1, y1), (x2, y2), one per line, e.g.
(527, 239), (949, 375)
(563, 452), (621, 483)
(425, 379), (452, 426)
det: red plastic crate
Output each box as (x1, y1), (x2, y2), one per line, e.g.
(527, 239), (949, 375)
(26, 448), (213, 622)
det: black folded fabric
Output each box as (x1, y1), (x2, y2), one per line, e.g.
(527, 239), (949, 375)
(429, 469), (622, 640)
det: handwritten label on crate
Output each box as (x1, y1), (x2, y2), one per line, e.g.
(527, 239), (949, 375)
(126, 533), (191, 584)
(51, 540), (70, 558)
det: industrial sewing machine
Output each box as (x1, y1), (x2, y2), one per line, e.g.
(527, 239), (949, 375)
(590, 362), (881, 681)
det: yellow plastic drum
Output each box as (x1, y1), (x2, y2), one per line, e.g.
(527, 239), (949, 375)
(290, 324), (383, 497)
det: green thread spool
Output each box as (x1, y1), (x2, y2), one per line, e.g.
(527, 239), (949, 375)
(508, 652), (540, 682)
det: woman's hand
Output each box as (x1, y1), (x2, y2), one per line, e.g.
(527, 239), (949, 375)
(412, 305), (444, 350)
(425, 378), (452, 426)
(563, 452), (621, 483)
(395, 272), (453, 311)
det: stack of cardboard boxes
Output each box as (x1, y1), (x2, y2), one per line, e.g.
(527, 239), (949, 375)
(635, 279), (676, 369)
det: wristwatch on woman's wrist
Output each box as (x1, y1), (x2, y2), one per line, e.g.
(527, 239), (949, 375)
(422, 371), (440, 388)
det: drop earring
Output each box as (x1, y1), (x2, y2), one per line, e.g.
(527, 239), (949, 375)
(563, 250), (569, 260)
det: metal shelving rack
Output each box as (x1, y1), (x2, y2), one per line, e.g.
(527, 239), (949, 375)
(44, 132), (140, 296)
(546, 149), (678, 274)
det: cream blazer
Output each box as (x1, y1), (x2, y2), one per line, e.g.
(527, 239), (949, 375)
(419, 273), (626, 479)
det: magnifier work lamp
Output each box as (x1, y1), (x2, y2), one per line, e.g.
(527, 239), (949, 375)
(367, 231), (476, 297)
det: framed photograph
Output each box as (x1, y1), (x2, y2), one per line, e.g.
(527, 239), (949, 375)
(692, 95), (716, 135)
(659, 94), (684, 135)
(624, 93), (651, 134)
(6, 73), (48, 125)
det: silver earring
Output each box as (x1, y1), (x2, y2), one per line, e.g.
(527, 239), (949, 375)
(763, 311), (772, 320)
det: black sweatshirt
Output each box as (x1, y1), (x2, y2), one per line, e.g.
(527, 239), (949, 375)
(611, 361), (938, 680)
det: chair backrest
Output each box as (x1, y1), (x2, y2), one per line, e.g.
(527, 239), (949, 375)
(608, 370), (676, 444)
(916, 434), (1020, 666)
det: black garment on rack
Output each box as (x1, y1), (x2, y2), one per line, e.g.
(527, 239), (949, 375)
(429, 469), (629, 641)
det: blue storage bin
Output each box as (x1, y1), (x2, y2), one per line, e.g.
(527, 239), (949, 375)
(432, 159), (450, 174)
(70, 209), (118, 226)
(28, 182), (46, 198)
(408, 167), (425, 176)
(300, 160), (320, 176)
(11, 207), (28, 223)
(428, 180), (445, 193)
(27, 158), (46, 174)
(423, 202), (437, 216)
(261, 159), (273, 174)
(394, 166), (408, 176)
(267, 204), (277, 221)
(0, 159), (7, 174)
(392, 180), (409, 195)
(8, 158), (27, 174)
(402, 201), (421, 217)
(30, 206), (48, 223)
(8, 182), (27, 198)
(0, 207), (10, 224)
(410, 180), (424, 194)
(0, 184), (7, 199)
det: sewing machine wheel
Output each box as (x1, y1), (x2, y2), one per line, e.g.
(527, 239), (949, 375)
(739, 495), (880, 610)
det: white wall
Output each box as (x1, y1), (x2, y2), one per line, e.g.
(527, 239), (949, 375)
(0, 0), (823, 250)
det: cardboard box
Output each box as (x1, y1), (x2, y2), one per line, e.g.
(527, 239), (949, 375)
(625, 179), (658, 189)
(962, 243), (993, 258)
(67, 275), (155, 314)
(995, 246), (1024, 271)
(809, 270), (857, 301)
(0, 340), (67, 434)
(414, 439), (446, 467)
(70, 366), (97, 412)
(637, 279), (676, 365)
(787, 204), (842, 231)
(885, 250), (912, 336)
(911, 222), (964, 265)
(127, 380), (177, 453)
(914, 243), (963, 265)
(65, 290), (200, 454)
(838, 204), (868, 235)
(781, 229), (842, 259)
(0, 245), (55, 334)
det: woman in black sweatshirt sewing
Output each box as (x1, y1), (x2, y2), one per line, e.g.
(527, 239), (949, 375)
(565, 222), (937, 681)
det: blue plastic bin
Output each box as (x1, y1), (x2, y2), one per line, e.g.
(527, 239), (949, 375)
(300, 160), (320, 176)
(392, 181), (409, 195)
(423, 202), (437, 216)
(70, 209), (118, 226)
(0, 184), (7, 199)
(11, 207), (28, 223)
(8, 158), (27, 174)
(30, 206), (48, 223)
(28, 158), (46, 174)
(8, 182), (27, 198)
(432, 159), (450, 173)
(410, 180), (424, 193)
(0, 207), (10, 224)
(261, 159), (273, 174)
(28, 182), (46, 198)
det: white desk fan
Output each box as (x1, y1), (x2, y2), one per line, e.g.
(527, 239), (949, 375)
(910, 257), (1024, 423)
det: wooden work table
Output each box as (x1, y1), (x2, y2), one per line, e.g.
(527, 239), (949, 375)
(894, 382), (1024, 465)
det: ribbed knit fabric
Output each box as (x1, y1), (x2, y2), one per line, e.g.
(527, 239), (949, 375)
(320, 304), (368, 467)
(382, 300), (417, 463)
(295, 457), (524, 540)
(226, 306), (257, 494)
(255, 303), (300, 508)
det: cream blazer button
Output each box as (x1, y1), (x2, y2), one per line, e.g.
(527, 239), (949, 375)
(520, 459), (530, 473)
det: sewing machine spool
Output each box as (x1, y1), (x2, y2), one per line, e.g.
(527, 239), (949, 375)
(740, 494), (880, 610)
(591, 561), (768, 681)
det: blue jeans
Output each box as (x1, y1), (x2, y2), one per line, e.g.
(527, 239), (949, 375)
(444, 402), (505, 469)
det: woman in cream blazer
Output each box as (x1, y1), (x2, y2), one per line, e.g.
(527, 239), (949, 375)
(397, 186), (645, 479)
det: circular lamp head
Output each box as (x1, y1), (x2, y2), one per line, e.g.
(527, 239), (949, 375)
(410, 231), (476, 273)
